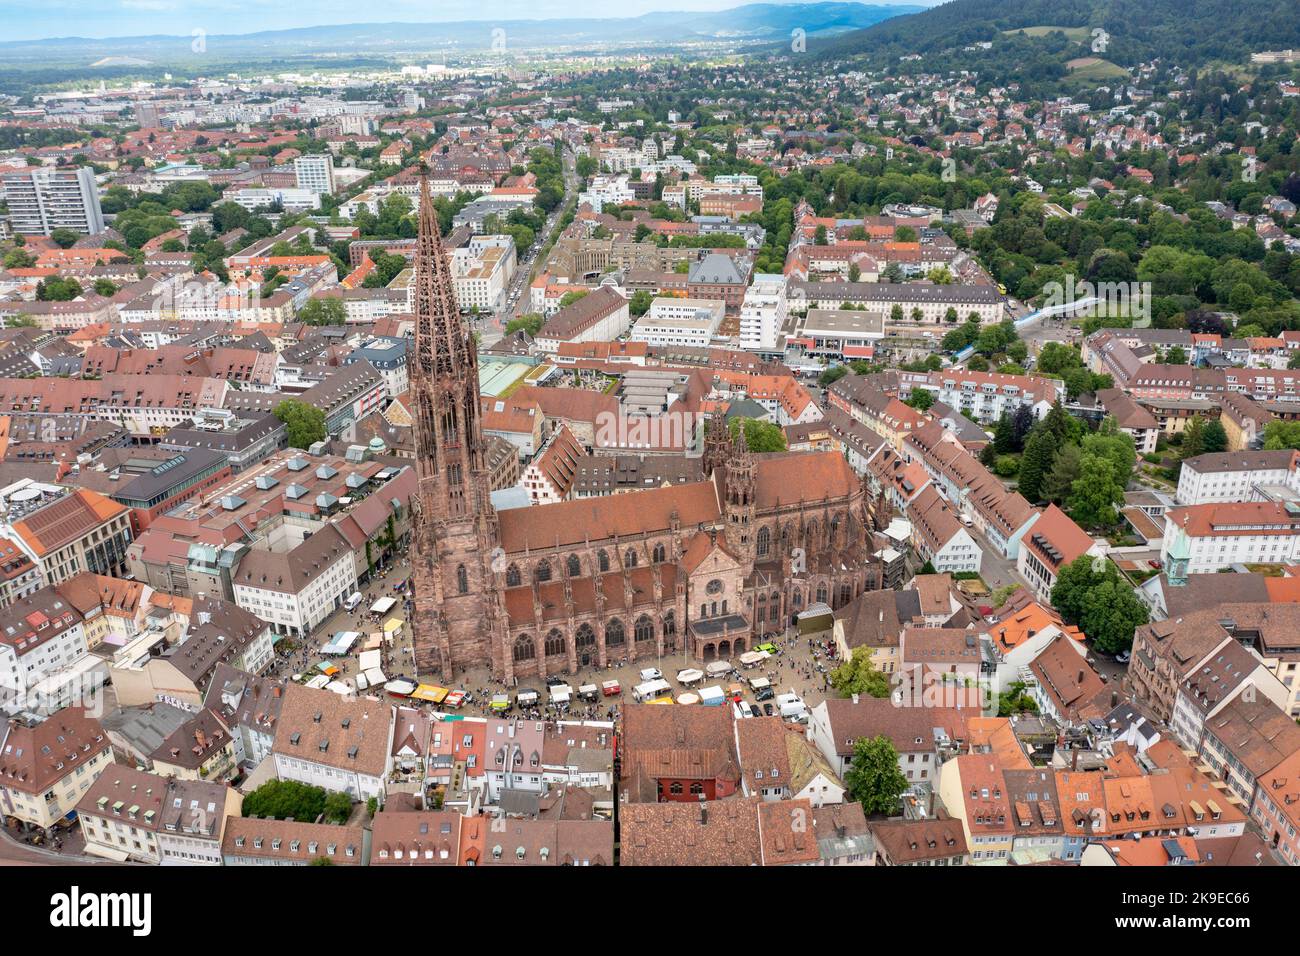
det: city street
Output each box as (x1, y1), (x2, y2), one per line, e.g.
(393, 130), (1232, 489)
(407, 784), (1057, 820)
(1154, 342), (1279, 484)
(504, 147), (578, 322)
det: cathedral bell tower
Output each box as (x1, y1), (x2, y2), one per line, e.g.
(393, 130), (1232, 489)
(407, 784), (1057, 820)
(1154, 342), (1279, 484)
(702, 411), (730, 479)
(408, 170), (506, 679)
(724, 424), (758, 564)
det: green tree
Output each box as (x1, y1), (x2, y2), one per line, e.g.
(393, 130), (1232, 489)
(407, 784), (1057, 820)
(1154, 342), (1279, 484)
(1201, 420), (1228, 455)
(828, 647), (891, 699)
(1264, 420), (1300, 450)
(844, 735), (909, 815)
(992, 413), (1018, 454)
(505, 313), (544, 336)
(1036, 342), (1083, 376)
(727, 417), (786, 452)
(275, 399), (327, 449)
(905, 389), (935, 411)
(2, 248), (35, 269)
(628, 290), (653, 317)
(36, 277), (83, 301)
(1051, 555), (1149, 655)
(1017, 427), (1058, 503)
(242, 780), (328, 822)
(1068, 452), (1126, 529)
(323, 791), (353, 825)
(298, 297), (347, 326)
(49, 228), (79, 249)
(1041, 443), (1083, 505)
(818, 365), (849, 387)
(997, 681), (1038, 717)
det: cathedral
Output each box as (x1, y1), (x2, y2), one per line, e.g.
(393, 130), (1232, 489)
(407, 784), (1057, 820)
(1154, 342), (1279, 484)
(409, 175), (882, 683)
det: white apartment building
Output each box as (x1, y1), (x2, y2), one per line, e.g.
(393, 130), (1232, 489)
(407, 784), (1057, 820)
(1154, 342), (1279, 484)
(2, 166), (105, 236)
(577, 174), (634, 213)
(661, 183), (688, 209)
(483, 717), (548, 801)
(0, 589), (95, 717)
(232, 525), (359, 639)
(1175, 450), (1300, 505)
(685, 175), (764, 202)
(228, 187), (320, 213)
(78, 769), (237, 865)
(534, 287), (631, 353)
(1169, 640), (1290, 752)
(0, 707), (114, 829)
(294, 155), (336, 195)
(900, 368), (1061, 423)
(739, 273), (789, 351)
(630, 297), (724, 347)
(599, 144), (657, 173)
(1161, 502), (1300, 574)
(451, 235), (517, 313)
(271, 685), (393, 801)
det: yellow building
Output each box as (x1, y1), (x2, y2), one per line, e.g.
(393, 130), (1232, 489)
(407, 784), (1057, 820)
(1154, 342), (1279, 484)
(0, 708), (113, 829)
(937, 754), (1017, 865)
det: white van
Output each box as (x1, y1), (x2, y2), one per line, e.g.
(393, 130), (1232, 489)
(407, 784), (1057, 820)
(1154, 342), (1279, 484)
(344, 592), (363, 612)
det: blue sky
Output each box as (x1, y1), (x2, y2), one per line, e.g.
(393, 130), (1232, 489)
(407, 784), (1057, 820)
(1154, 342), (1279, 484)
(0, 0), (939, 43)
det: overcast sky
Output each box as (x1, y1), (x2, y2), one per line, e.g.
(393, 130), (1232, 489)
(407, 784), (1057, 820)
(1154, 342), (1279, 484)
(0, 0), (940, 43)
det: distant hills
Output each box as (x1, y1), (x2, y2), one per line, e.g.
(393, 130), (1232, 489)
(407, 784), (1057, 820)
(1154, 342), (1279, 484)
(0, 3), (924, 64)
(818, 0), (1300, 68)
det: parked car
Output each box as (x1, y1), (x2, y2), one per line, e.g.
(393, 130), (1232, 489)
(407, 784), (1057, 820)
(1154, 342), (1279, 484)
(1115, 650), (1131, 664)
(763, 702), (774, 716)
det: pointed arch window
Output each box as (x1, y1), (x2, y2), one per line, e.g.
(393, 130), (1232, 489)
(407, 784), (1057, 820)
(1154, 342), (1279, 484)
(513, 634), (535, 662)
(456, 564), (468, 595)
(505, 564), (521, 588)
(606, 618), (626, 646)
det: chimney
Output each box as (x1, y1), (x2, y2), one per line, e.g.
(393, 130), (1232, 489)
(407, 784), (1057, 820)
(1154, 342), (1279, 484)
(1071, 748), (1079, 772)
(1077, 670), (1085, 685)
(700, 806), (708, 826)
(195, 728), (207, 748)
